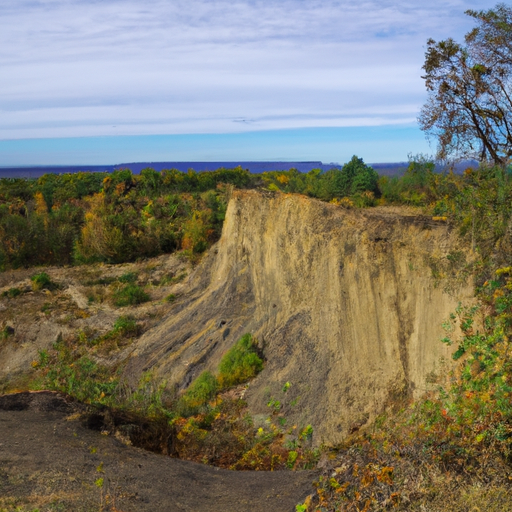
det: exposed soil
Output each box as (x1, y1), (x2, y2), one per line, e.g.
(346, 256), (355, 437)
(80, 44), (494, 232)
(0, 391), (316, 512)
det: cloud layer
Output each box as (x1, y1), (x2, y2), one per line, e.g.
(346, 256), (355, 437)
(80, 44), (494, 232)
(0, 0), (499, 140)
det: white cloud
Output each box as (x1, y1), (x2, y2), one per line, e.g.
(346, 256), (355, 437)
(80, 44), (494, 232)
(0, 0), (500, 139)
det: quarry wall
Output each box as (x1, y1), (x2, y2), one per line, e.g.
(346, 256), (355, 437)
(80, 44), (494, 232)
(127, 191), (473, 445)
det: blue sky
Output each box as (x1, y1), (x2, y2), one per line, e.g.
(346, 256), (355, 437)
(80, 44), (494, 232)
(0, 0), (499, 165)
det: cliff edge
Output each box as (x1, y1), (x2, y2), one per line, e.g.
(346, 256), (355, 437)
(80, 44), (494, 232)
(125, 190), (473, 445)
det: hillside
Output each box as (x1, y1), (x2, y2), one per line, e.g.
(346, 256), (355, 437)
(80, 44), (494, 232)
(0, 191), (472, 443)
(124, 190), (473, 445)
(3, 184), (512, 510)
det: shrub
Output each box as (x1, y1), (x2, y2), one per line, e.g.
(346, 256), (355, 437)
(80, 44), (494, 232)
(112, 315), (140, 337)
(177, 371), (219, 416)
(30, 272), (55, 291)
(113, 284), (150, 307)
(118, 271), (138, 284)
(218, 333), (263, 389)
(1, 287), (22, 298)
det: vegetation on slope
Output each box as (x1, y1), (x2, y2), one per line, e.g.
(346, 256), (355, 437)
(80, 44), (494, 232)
(29, 330), (318, 471)
(293, 163), (512, 509)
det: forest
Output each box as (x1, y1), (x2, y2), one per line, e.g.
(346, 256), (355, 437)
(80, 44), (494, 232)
(1, 154), (511, 274)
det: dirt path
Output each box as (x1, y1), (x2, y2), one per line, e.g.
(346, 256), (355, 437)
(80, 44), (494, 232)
(0, 392), (316, 512)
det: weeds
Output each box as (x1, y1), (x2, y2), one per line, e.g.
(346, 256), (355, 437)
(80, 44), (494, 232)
(118, 271), (137, 284)
(28, 329), (317, 472)
(0, 326), (14, 340)
(30, 272), (56, 291)
(112, 283), (149, 307)
(1, 287), (22, 298)
(177, 371), (218, 417)
(217, 333), (263, 388)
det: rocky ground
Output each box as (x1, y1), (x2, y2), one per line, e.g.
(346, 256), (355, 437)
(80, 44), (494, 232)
(0, 391), (317, 512)
(0, 253), (193, 389)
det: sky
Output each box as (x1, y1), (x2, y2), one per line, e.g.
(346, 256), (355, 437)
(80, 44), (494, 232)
(0, 0), (500, 165)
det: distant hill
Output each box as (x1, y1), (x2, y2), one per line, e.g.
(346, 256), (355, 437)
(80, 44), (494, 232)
(0, 159), (480, 179)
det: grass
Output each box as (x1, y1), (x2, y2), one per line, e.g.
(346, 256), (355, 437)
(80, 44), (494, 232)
(218, 333), (263, 389)
(112, 283), (150, 307)
(0, 326), (14, 340)
(118, 271), (138, 284)
(1, 287), (22, 298)
(30, 272), (57, 291)
(25, 329), (316, 471)
(159, 272), (188, 286)
(111, 315), (140, 337)
(176, 371), (219, 416)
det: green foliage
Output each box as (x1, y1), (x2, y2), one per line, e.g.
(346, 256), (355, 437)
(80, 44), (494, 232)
(112, 283), (150, 307)
(177, 371), (219, 416)
(420, 4), (512, 164)
(0, 326), (14, 340)
(1, 287), (22, 298)
(0, 166), (248, 269)
(217, 333), (264, 388)
(112, 315), (140, 337)
(261, 156), (378, 202)
(37, 335), (118, 405)
(379, 154), (436, 205)
(118, 272), (138, 284)
(28, 329), (316, 472)
(30, 272), (55, 291)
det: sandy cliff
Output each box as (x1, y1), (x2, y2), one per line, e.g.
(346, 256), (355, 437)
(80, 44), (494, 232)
(125, 190), (473, 445)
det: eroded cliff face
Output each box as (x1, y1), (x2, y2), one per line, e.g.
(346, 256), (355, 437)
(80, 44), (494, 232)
(126, 191), (473, 445)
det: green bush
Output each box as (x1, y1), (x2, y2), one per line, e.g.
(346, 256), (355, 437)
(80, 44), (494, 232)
(218, 333), (263, 388)
(112, 315), (140, 337)
(177, 371), (219, 416)
(1, 287), (22, 298)
(118, 271), (138, 284)
(113, 284), (150, 307)
(30, 272), (55, 291)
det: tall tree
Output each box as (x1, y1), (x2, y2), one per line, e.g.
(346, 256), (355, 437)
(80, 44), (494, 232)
(419, 3), (512, 165)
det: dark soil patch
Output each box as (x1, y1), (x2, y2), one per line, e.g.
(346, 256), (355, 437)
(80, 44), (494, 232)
(0, 391), (316, 512)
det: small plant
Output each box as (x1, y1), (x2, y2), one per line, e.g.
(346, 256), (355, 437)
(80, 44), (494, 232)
(37, 348), (49, 364)
(217, 333), (263, 389)
(286, 450), (299, 469)
(165, 293), (176, 302)
(118, 271), (138, 284)
(112, 315), (140, 337)
(1, 287), (22, 298)
(31, 272), (55, 291)
(112, 284), (150, 307)
(177, 371), (218, 416)
(267, 398), (281, 413)
(0, 326), (14, 340)
(158, 271), (188, 286)
(41, 302), (51, 313)
(299, 424), (314, 441)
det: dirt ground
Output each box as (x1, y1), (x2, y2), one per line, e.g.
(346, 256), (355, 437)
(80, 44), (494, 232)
(0, 391), (316, 512)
